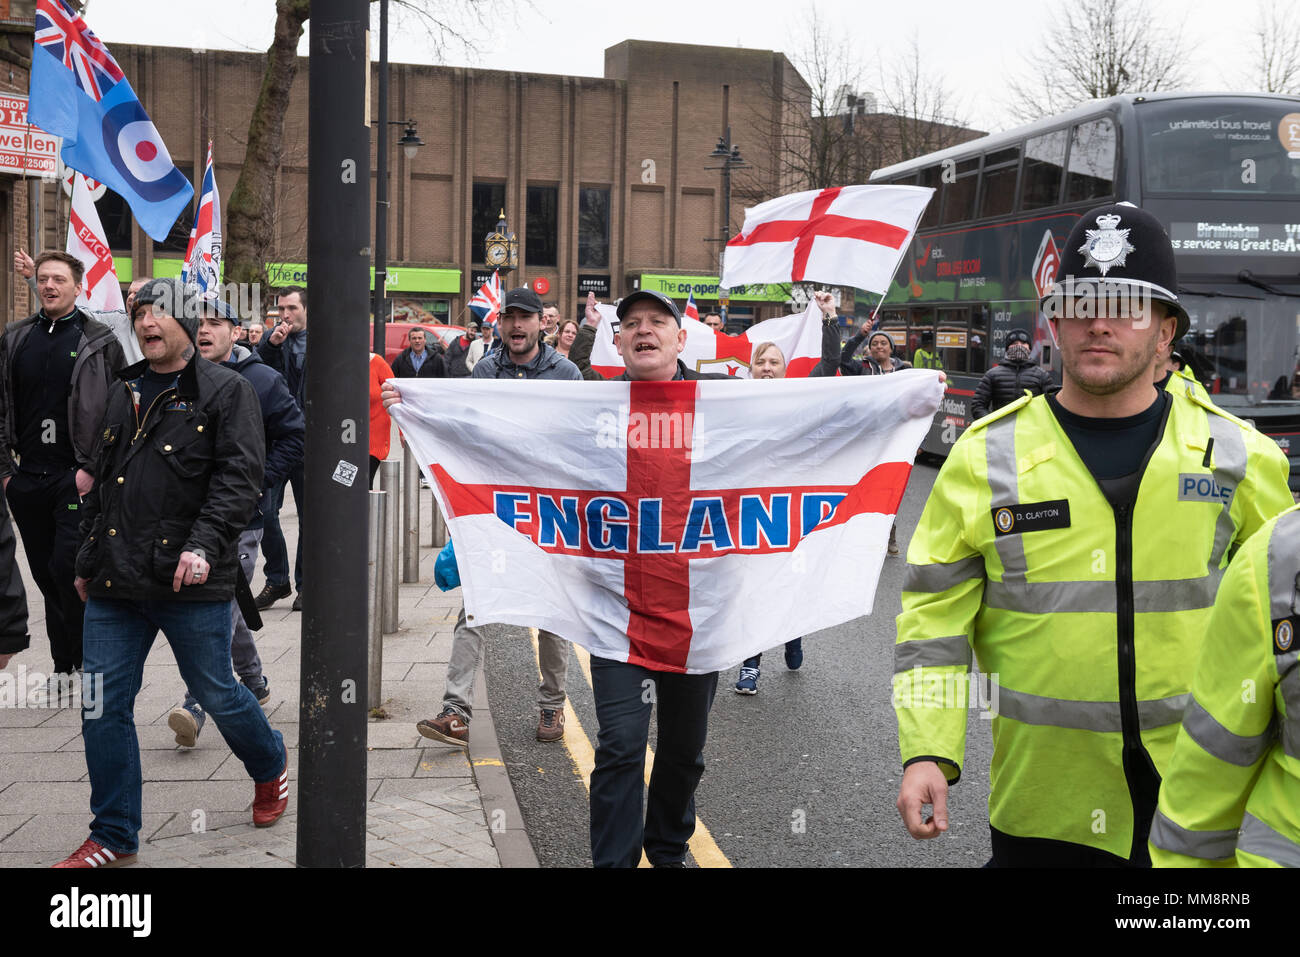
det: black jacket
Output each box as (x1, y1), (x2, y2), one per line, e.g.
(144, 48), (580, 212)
(391, 346), (447, 379)
(0, 307), (125, 481)
(257, 328), (306, 403)
(972, 357), (1055, 419)
(75, 355), (265, 602)
(225, 345), (305, 529)
(444, 336), (473, 377)
(0, 492), (28, 655)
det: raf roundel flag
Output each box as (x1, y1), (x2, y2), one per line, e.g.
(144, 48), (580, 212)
(30, 0), (193, 242)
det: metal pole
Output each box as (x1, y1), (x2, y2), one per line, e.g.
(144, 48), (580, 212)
(380, 459), (400, 632)
(402, 442), (420, 582)
(298, 0), (370, 869)
(720, 126), (731, 327)
(367, 490), (384, 709)
(371, 0), (389, 356)
(431, 492), (448, 549)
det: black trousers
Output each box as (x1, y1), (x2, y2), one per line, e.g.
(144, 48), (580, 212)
(6, 468), (83, 671)
(589, 656), (718, 868)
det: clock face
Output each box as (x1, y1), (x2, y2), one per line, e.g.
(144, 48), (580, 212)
(486, 243), (506, 266)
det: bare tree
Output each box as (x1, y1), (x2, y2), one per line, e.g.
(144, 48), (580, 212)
(874, 34), (979, 167)
(225, 0), (495, 288)
(1006, 0), (1192, 121)
(1246, 0), (1300, 93)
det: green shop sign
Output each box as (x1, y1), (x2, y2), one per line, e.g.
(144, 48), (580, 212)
(113, 258), (461, 294)
(639, 274), (792, 303)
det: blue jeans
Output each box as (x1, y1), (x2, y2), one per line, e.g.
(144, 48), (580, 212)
(261, 466), (304, 591)
(81, 597), (285, 854)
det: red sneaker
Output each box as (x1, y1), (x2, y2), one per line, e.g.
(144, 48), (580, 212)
(52, 837), (136, 869)
(253, 750), (289, 827)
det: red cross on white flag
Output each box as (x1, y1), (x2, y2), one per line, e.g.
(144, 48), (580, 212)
(389, 373), (943, 673)
(588, 300), (828, 379)
(721, 184), (933, 293)
(66, 171), (123, 313)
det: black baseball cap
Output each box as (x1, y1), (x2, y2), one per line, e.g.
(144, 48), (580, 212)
(1043, 202), (1190, 339)
(501, 287), (542, 315)
(198, 296), (240, 324)
(615, 289), (682, 325)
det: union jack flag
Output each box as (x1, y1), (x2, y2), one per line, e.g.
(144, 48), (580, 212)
(469, 270), (501, 323)
(34, 0), (125, 103)
(683, 291), (699, 323)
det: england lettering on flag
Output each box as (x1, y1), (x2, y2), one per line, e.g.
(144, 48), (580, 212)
(388, 373), (943, 673)
(30, 0), (193, 241)
(721, 184), (933, 293)
(469, 270), (501, 323)
(587, 299), (829, 378)
(66, 171), (123, 313)
(182, 141), (222, 295)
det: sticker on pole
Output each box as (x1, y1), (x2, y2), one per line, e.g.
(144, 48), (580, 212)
(332, 460), (359, 487)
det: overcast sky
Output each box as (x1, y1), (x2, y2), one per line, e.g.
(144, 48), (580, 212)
(85, 0), (1283, 132)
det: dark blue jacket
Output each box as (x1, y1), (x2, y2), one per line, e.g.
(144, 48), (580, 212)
(226, 344), (305, 528)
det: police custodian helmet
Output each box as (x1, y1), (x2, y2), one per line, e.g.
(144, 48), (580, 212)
(1040, 202), (1190, 340)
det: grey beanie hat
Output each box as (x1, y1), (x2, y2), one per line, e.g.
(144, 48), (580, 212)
(867, 329), (894, 349)
(131, 278), (204, 344)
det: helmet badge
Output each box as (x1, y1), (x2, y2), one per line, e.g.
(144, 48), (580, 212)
(1079, 213), (1135, 276)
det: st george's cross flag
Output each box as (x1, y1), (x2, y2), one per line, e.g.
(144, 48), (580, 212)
(30, 0), (193, 241)
(587, 299), (830, 378)
(388, 372), (943, 673)
(721, 184), (933, 293)
(66, 172), (123, 312)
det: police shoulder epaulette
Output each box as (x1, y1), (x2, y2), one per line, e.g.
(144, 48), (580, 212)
(965, 391), (1035, 433)
(1185, 388), (1254, 432)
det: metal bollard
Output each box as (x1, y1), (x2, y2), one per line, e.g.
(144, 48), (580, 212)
(402, 442), (420, 583)
(367, 490), (385, 710)
(430, 493), (448, 549)
(380, 459), (401, 633)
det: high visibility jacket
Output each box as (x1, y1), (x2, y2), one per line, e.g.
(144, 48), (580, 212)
(1150, 505), (1300, 868)
(895, 389), (1293, 860)
(913, 348), (942, 370)
(1164, 366), (1212, 405)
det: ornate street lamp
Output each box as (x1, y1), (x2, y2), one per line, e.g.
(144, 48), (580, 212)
(706, 127), (748, 326)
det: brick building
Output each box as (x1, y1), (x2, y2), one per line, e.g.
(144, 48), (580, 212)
(1, 13), (816, 329)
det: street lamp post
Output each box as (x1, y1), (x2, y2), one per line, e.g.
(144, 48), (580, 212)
(371, 0), (423, 357)
(706, 127), (747, 327)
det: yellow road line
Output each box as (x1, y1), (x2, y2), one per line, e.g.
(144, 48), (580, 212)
(531, 630), (732, 868)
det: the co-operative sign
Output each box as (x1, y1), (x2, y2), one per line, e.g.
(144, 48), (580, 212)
(639, 273), (792, 303)
(0, 94), (58, 177)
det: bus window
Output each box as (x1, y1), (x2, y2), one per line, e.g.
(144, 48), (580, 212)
(940, 158), (980, 224)
(979, 147), (1021, 218)
(909, 310), (939, 368)
(1065, 117), (1116, 203)
(1020, 129), (1068, 209)
(919, 166), (942, 228)
(936, 309), (970, 372)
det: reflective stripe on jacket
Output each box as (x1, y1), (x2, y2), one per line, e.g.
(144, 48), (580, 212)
(1150, 505), (1300, 868)
(895, 389), (1293, 859)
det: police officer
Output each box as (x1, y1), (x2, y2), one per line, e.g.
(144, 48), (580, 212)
(1149, 503), (1300, 867)
(894, 203), (1293, 866)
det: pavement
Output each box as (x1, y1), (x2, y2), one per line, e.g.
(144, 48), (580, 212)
(0, 437), (533, 869)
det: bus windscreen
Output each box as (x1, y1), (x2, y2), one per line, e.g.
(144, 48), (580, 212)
(1140, 99), (1300, 196)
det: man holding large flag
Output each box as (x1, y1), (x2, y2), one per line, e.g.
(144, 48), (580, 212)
(388, 286), (943, 866)
(30, 0), (192, 241)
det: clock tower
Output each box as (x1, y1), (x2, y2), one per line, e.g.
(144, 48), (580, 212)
(483, 209), (518, 275)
